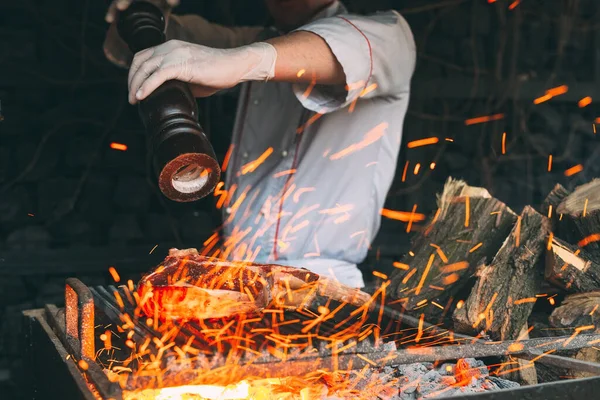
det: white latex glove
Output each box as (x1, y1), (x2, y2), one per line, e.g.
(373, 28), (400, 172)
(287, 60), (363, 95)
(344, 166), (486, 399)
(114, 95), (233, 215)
(103, 0), (180, 69)
(127, 39), (277, 104)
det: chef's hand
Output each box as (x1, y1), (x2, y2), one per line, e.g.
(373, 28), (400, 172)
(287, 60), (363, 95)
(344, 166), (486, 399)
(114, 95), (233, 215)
(127, 39), (277, 104)
(103, 0), (180, 69)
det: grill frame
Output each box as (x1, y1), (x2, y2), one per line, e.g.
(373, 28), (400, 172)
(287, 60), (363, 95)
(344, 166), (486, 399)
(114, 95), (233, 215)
(19, 278), (600, 400)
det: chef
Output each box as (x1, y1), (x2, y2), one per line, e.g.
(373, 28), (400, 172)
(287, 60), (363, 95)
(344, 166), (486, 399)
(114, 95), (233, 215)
(104, 0), (416, 288)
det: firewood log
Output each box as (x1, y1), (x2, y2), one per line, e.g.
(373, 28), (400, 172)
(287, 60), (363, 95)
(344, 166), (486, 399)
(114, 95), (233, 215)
(453, 206), (551, 341)
(386, 178), (517, 319)
(549, 292), (600, 379)
(540, 183), (570, 229)
(556, 179), (600, 253)
(545, 237), (600, 292)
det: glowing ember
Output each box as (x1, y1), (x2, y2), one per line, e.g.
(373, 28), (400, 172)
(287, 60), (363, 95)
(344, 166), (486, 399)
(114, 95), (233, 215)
(454, 359), (482, 386)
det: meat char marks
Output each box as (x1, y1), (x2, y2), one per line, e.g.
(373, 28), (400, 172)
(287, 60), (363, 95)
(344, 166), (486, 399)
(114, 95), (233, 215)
(137, 248), (371, 321)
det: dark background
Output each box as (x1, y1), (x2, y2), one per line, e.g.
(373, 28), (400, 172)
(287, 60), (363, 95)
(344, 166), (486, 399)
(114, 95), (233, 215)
(1, 0), (599, 396)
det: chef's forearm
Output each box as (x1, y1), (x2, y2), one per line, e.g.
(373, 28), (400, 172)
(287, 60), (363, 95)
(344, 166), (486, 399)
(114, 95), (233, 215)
(265, 31), (346, 85)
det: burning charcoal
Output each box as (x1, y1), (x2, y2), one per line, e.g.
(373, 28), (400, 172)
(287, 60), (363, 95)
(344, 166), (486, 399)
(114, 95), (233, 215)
(394, 359), (519, 399)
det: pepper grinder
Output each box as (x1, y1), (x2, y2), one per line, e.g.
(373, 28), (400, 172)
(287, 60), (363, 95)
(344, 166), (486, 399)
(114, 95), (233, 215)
(117, 1), (220, 202)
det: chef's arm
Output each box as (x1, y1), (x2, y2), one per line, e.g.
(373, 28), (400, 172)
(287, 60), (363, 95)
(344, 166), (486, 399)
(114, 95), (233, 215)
(264, 31), (345, 85)
(281, 11), (417, 113)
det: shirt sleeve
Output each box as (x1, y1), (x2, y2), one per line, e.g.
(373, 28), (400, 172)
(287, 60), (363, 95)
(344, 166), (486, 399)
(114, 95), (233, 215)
(167, 14), (263, 49)
(292, 11), (416, 113)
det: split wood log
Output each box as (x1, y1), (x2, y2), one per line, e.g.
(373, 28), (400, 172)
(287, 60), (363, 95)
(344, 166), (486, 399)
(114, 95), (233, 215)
(545, 237), (600, 292)
(386, 178), (517, 319)
(549, 292), (600, 379)
(549, 291), (600, 330)
(556, 179), (600, 252)
(540, 184), (570, 229)
(453, 206), (551, 341)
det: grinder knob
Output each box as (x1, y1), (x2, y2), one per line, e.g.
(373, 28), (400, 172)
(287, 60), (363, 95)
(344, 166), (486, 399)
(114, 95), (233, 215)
(117, 1), (221, 202)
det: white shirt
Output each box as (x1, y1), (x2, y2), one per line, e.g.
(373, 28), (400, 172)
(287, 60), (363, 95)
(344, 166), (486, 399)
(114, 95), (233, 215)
(169, 2), (416, 287)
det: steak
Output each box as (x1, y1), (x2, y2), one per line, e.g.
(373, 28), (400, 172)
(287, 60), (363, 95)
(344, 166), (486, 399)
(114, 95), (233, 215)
(137, 248), (372, 320)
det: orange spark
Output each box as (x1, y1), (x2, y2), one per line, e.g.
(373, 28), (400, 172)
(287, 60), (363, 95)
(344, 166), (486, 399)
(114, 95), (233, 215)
(108, 266), (120, 283)
(273, 169), (296, 178)
(402, 268), (417, 284)
(373, 271), (388, 280)
(293, 187), (315, 203)
(534, 93), (552, 104)
(546, 85), (568, 97)
(359, 83), (378, 97)
(501, 132), (506, 154)
(515, 216), (522, 247)
(579, 96), (592, 108)
(464, 196), (470, 227)
(583, 198), (589, 217)
(381, 208), (426, 222)
(415, 254), (435, 295)
(431, 301), (444, 310)
(564, 164), (583, 177)
(440, 261), (469, 273)
(401, 161), (409, 182)
(442, 273), (460, 285)
(297, 111), (325, 133)
(301, 74), (317, 99)
(578, 234), (600, 247)
(456, 300), (464, 309)
(508, 0), (520, 9)
(469, 242), (483, 253)
(110, 142), (127, 151)
(222, 144), (234, 171)
(406, 204), (418, 233)
(78, 360), (89, 370)
(430, 244), (448, 263)
(464, 113), (504, 126)
(548, 297), (555, 305)
(329, 122), (388, 160)
(297, 69), (306, 77)
(413, 163), (421, 175)
(415, 314), (425, 343)
(514, 297), (537, 305)
(507, 342), (524, 352)
(547, 155), (553, 171)
(547, 232), (554, 250)
(430, 162), (436, 170)
(393, 262), (410, 270)
(407, 137), (439, 149)
(240, 147), (273, 175)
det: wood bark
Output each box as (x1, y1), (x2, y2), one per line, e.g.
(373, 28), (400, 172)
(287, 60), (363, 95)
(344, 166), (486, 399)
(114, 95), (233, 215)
(545, 237), (600, 292)
(386, 178), (517, 319)
(549, 291), (600, 329)
(541, 183), (570, 218)
(453, 206), (551, 341)
(549, 292), (600, 379)
(503, 324), (538, 385)
(556, 179), (600, 252)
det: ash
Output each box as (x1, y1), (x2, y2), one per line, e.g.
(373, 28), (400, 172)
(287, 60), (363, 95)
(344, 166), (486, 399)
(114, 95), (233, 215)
(386, 358), (519, 399)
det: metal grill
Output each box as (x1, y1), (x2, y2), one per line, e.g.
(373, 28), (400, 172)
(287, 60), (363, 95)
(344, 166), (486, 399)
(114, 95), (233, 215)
(19, 278), (600, 400)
